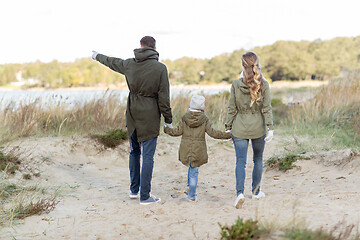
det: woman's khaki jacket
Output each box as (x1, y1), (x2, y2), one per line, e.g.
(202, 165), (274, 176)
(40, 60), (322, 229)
(225, 78), (274, 139)
(165, 111), (230, 167)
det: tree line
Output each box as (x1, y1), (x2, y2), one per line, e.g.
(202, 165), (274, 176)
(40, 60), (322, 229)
(1, 36), (360, 88)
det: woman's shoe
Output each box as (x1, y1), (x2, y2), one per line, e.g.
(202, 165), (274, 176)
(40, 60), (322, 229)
(252, 191), (265, 199)
(234, 193), (245, 209)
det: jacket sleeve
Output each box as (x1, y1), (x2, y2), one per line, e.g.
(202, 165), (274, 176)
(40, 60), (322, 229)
(164, 121), (183, 136)
(158, 67), (172, 124)
(262, 80), (274, 131)
(225, 83), (237, 130)
(205, 120), (231, 139)
(96, 54), (126, 75)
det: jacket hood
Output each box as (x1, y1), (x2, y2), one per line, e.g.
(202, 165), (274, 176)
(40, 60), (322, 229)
(133, 47), (159, 62)
(238, 77), (250, 94)
(183, 111), (207, 128)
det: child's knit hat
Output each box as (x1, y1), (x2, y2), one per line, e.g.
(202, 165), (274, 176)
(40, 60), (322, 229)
(190, 95), (205, 111)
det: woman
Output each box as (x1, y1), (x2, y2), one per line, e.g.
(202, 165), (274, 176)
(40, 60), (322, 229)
(225, 52), (274, 209)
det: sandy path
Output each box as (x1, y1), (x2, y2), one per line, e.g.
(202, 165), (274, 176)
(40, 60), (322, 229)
(1, 134), (359, 239)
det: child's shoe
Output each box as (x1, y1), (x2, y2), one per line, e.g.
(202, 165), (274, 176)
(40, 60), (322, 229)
(252, 191), (265, 199)
(234, 193), (245, 209)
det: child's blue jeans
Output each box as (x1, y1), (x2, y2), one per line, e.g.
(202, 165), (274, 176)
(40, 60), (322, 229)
(187, 163), (199, 200)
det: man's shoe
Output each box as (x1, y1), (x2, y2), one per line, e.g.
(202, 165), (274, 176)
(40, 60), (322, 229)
(140, 196), (161, 205)
(234, 193), (245, 209)
(252, 191), (265, 199)
(129, 192), (139, 199)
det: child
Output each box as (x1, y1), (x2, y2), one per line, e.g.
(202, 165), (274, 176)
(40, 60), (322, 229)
(164, 95), (231, 201)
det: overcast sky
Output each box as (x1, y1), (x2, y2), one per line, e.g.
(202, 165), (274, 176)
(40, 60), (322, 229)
(1, 0), (360, 64)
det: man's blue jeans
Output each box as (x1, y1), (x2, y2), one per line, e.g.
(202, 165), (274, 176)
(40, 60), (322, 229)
(232, 134), (266, 196)
(129, 130), (158, 201)
(187, 163), (199, 200)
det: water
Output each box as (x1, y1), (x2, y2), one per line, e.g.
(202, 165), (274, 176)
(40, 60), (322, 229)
(0, 87), (229, 109)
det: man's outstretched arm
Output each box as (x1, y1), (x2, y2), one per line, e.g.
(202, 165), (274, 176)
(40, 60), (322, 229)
(92, 50), (126, 74)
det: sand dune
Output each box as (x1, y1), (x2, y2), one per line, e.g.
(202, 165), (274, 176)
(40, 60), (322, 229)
(1, 134), (359, 239)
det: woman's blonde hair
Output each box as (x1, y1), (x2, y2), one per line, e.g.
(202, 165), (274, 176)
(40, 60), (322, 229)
(241, 52), (264, 106)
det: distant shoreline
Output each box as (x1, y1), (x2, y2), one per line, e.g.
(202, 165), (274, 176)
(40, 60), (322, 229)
(0, 80), (327, 92)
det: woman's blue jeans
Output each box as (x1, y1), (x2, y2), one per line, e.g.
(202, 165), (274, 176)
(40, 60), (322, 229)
(187, 163), (199, 200)
(129, 130), (158, 201)
(232, 134), (266, 196)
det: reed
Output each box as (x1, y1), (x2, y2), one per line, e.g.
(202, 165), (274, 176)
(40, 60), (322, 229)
(288, 71), (360, 148)
(0, 91), (126, 140)
(170, 91), (230, 130)
(0, 75), (358, 150)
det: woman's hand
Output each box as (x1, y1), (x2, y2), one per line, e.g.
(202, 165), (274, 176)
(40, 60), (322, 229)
(265, 130), (273, 143)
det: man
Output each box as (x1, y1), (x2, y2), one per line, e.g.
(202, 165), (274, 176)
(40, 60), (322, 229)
(92, 36), (172, 205)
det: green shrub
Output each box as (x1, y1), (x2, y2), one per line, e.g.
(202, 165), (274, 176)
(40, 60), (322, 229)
(271, 98), (283, 107)
(22, 173), (32, 180)
(91, 128), (128, 149)
(219, 218), (261, 240)
(284, 228), (335, 240)
(0, 150), (21, 174)
(266, 154), (310, 171)
(283, 224), (358, 240)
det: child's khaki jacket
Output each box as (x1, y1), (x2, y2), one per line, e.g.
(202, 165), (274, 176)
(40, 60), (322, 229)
(165, 111), (230, 167)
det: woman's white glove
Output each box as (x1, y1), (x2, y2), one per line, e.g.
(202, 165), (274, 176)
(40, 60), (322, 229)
(265, 130), (274, 143)
(92, 50), (99, 60)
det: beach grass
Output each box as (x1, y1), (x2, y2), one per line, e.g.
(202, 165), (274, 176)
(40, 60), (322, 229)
(91, 128), (128, 149)
(0, 91), (126, 141)
(284, 72), (360, 149)
(218, 217), (360, 240)
(0, 171), (60, 226)
(0, 147), (21, 174)
(0, 74), (358, 153)
(1, 75), (358, 153)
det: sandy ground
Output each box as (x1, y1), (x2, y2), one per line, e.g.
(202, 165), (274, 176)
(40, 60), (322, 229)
(0, 134), (359, 239)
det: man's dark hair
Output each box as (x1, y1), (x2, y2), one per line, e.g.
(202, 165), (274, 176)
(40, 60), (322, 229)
(140, 36), (156, 48)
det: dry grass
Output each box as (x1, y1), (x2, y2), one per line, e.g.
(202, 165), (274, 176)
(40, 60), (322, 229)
(0, 147), (21, 174)
(0, 91), (126, 140)
(0, 170), (60, 226)
(0, 75), (358, 149)
(170, 91), (230, 130)
(287, 71), (360, 148)
(218, 217), (360, 240)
